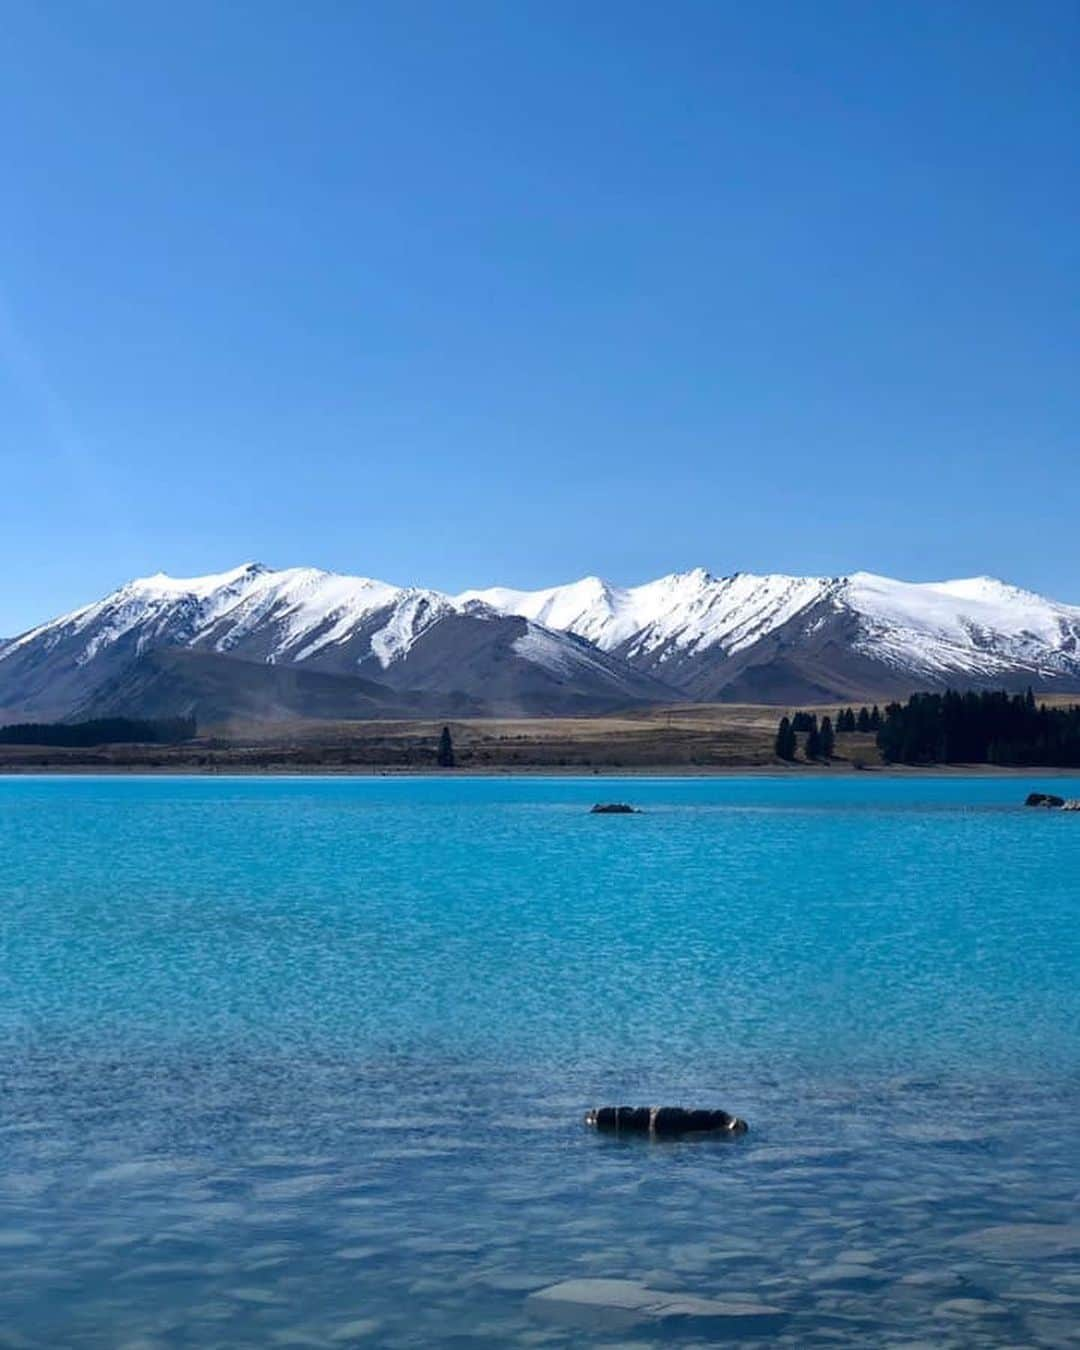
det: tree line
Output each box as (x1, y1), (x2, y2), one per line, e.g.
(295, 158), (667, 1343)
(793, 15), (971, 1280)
(774, 705), (881, 761)
(775, 690), (1080, 766)
(0, 716), (197, 747)
(875, 689), (1080, 766)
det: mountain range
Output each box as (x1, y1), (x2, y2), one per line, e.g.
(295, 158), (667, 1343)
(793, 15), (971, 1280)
(3, 563), (1080, 724)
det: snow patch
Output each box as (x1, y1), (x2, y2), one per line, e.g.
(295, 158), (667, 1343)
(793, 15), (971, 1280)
(369, 591), (451, 668)
(511, 627), (579, 677)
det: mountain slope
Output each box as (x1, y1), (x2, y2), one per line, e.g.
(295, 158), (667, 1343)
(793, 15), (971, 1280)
(365, 609), (677, 716)
(74, 648), (476, 726)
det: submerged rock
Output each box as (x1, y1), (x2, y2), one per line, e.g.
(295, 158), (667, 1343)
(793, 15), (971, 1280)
(806, 1262), (888, 1289)
(589, 802), (639, 814)
(934, 1297), (1008, 1319)
(1025, 793), (1066, 807)
(585, 1106), (748, 1136)
(953, 1223), (1080, 1259)
(526, 1278), (784, 1334)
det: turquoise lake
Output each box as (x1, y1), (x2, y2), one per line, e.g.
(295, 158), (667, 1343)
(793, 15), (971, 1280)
(1, 774), (1078, 1346)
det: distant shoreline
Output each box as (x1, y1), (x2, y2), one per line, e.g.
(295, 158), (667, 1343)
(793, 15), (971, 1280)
(3, 762), (1080, 779)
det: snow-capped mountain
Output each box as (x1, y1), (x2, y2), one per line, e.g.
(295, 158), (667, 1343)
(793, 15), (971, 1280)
(464, 569), (1080, 703)
(3, 563), (1080, 723)
(461, 570), (831, 670)
(0, 564), (676, 722)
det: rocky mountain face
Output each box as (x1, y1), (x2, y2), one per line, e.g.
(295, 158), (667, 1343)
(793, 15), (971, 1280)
(3, 563), (1080, 724)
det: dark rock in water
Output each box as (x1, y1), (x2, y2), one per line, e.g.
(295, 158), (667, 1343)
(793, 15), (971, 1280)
(585, 1105), (748, 1136)
(590, 802), (639, 814)
(1025, 793), (1066, 808)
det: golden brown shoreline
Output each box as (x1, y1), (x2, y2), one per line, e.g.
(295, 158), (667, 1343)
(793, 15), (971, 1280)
(3, 703), (1079, 777)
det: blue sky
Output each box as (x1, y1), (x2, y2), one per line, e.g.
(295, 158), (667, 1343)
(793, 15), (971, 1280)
(2, 1), (1078, 633)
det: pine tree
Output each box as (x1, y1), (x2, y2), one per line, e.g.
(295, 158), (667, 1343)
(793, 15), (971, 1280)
(804, 725), (823, 760)
(820, 716), (835, 760)
(857, 706), (871, 733)
(437, 725), (455, 768)
(774, 716), (797, 761)
(869, 705), (882, 731)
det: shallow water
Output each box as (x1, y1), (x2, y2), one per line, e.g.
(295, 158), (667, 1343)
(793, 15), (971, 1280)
(1, 774), (1077, 1346)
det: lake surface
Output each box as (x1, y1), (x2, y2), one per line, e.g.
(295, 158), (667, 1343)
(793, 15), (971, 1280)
(1, 774), (1078, 1347)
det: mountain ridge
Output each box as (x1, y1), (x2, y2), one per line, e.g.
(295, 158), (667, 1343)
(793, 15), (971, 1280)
(4, 563), (1080, 723)
(0, 564), (679, 723)
(465, 568), (1080, 698)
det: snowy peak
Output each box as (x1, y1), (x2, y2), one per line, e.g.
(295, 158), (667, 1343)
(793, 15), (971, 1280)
(469, 569), (836, 660)
(843, 571), (1063, 626)
(839, 572), (1080, 680)
(459, 575), (630, 648)
(191, 566), (431, 667)
(1, 565), (446, 674)
(126, 561), (271, 598)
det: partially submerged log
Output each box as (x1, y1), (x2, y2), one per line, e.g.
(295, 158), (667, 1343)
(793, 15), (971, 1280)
(586, 1106), (748, 1137)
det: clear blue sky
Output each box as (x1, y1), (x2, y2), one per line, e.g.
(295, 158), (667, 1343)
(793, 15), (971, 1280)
(2, 1), (1078, 633)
